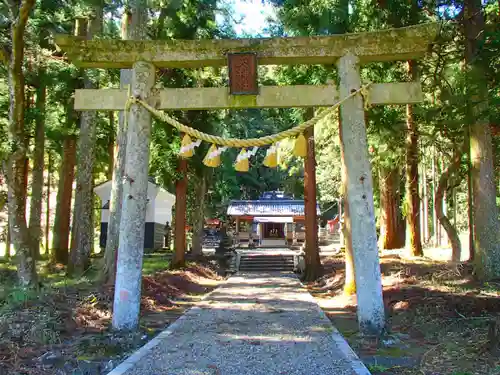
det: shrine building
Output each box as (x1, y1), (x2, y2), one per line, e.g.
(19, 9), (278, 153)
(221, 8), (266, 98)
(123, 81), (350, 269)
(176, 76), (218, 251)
(227, 191), (320, 247)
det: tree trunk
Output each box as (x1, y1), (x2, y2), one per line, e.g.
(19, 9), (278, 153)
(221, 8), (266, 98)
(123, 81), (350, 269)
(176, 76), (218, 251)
(337, 53), (385, 335)
(440, 158), (449, 246)
(52, 135), (76, 264)
(191, 172), (207, 257)
(68, 12), (103, 277)
(421, 155), (429, 243)
(102, 9), (133, 285)
(436, 143), (466, 263)
(342, 199), (355, 296)
(466, 126), (474, 260)
(172, 157), (188, 268)
(112, 60), (155, 331)
(5, 0), (38, 287)
(28, 72), (46, 260)
(338, 109), (355, 296)
(432, 147), (438, 246)
(464, 0), (500, 280)
(405, 60), (423, 257)
(5, 214), (11, 260)
(379, 166), (404, 249)
(107, 112), (115, 180)
(45, 149), (51, 255)
(303, 114), (322, 282)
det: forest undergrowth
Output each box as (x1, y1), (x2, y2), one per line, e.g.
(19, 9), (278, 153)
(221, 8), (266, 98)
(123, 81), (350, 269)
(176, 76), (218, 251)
(313, 253), (500, 375)
(0, 257), (222, 375)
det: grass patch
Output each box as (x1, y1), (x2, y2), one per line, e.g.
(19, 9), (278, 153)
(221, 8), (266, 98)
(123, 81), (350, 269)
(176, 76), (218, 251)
(142, 256), (170, 275)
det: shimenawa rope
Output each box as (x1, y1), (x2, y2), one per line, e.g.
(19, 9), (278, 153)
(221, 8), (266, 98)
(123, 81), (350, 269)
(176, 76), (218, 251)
(123, 82), (372, 148)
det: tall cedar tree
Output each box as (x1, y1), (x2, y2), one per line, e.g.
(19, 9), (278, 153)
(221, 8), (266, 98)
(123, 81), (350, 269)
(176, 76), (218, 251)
(4, 0), (38, 286)
(463, 0), (500, 279)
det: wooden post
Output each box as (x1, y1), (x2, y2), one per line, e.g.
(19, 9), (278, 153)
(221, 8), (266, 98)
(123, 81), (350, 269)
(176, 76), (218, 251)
(112, 60), (155, 331)
(337, 52), (385, 335)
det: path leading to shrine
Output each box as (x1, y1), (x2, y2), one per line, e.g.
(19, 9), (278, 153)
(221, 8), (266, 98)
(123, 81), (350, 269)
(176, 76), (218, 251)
(108, 272), (370, 375)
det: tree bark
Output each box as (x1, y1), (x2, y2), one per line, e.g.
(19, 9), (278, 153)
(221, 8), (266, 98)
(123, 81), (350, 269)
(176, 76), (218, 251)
(405, 60), (423, 257)
(379, 166), (405, 249)
(112, 60), (155, 331)
(421, 155), (429, 243)
(45, 149), (51, 255)
(191, 172), (207, 257)
(463, 0), (500, 280)
(102, 9), (133, 285)
(337, 53), (385, 335)
(28, 72), (46, 260)
(52, 135), (76, 264)
(436, 143), (466, 263)
(172, 157), (188, 268)
(69, 11), (103, 277)
(432, 147), (438, 246)
(465, 126), (474, 260)
(339, 109), (355, 296)
(5, 214), (11, 260)
(107, 112), (115, 181)
(440, 158), (449, 246)
(303, 113), (322, 281)
(5, 0), (38, 287)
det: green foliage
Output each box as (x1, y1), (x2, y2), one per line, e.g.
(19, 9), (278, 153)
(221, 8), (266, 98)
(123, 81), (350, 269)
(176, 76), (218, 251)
(366, 364), (391, 373)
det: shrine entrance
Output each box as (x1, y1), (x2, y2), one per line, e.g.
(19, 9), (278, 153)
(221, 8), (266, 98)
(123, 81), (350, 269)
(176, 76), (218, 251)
(55, 22), (438, 335)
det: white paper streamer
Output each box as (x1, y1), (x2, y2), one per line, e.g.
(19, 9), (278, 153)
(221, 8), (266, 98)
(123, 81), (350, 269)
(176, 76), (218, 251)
(207, 146), (227, 160)
(236, 146), (259, 162)
(179, 139), (202, 155)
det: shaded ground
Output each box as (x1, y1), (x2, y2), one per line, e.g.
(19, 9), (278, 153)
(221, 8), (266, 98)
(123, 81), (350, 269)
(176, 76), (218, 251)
(312, 253), (500, 375)
(0, 256), (221, 375)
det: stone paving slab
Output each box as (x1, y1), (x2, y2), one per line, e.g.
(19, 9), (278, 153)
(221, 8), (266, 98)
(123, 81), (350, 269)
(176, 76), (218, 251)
(108, 272), (370, 375)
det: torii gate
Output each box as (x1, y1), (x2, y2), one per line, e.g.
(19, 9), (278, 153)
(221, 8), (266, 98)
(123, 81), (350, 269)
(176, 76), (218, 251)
(55, 23), (438, 335)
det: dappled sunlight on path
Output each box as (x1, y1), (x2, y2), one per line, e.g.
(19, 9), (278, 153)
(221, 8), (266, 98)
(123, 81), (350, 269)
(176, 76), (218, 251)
(109, 272), (369, 375)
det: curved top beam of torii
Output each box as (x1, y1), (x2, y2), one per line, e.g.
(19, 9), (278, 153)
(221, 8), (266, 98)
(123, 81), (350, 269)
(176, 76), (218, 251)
(54, 23), (439, 69)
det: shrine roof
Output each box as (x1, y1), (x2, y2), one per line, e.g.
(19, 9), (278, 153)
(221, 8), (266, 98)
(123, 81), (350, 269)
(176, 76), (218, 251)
(227, 199), (320, 216)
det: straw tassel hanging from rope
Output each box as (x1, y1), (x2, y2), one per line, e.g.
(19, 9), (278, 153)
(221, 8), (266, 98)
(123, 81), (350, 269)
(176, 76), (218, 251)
(234, 148), (249, 172)
(234, 147), (258, 172)
(293, 133), (307, 157)
(263, 143), (278, 168)
(179, 134), (201, 158)
(203, 144), (222, 168)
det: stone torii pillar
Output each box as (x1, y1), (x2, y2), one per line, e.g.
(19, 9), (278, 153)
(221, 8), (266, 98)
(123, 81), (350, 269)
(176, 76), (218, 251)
(112, 61), (155, 330)
(338, 53), (384, 334)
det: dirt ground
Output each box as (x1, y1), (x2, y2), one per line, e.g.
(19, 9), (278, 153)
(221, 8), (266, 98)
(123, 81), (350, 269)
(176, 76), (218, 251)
(312, 253), (500, 375)
(0, 260), (222, 375)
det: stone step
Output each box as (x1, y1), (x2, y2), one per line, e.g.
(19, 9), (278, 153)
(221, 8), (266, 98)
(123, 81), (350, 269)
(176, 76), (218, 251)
(240, 259), (294, 264)
(239, 265), (295, 272)
(240, 256), (294, 261)
(238, 254), (296, 272)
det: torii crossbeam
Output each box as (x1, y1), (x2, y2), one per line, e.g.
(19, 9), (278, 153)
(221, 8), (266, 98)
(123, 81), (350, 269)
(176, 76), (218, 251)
(55, 22), (438, 334)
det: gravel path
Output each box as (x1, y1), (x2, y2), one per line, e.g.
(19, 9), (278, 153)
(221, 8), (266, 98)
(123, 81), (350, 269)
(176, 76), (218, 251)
(109, 272), (370, 375)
